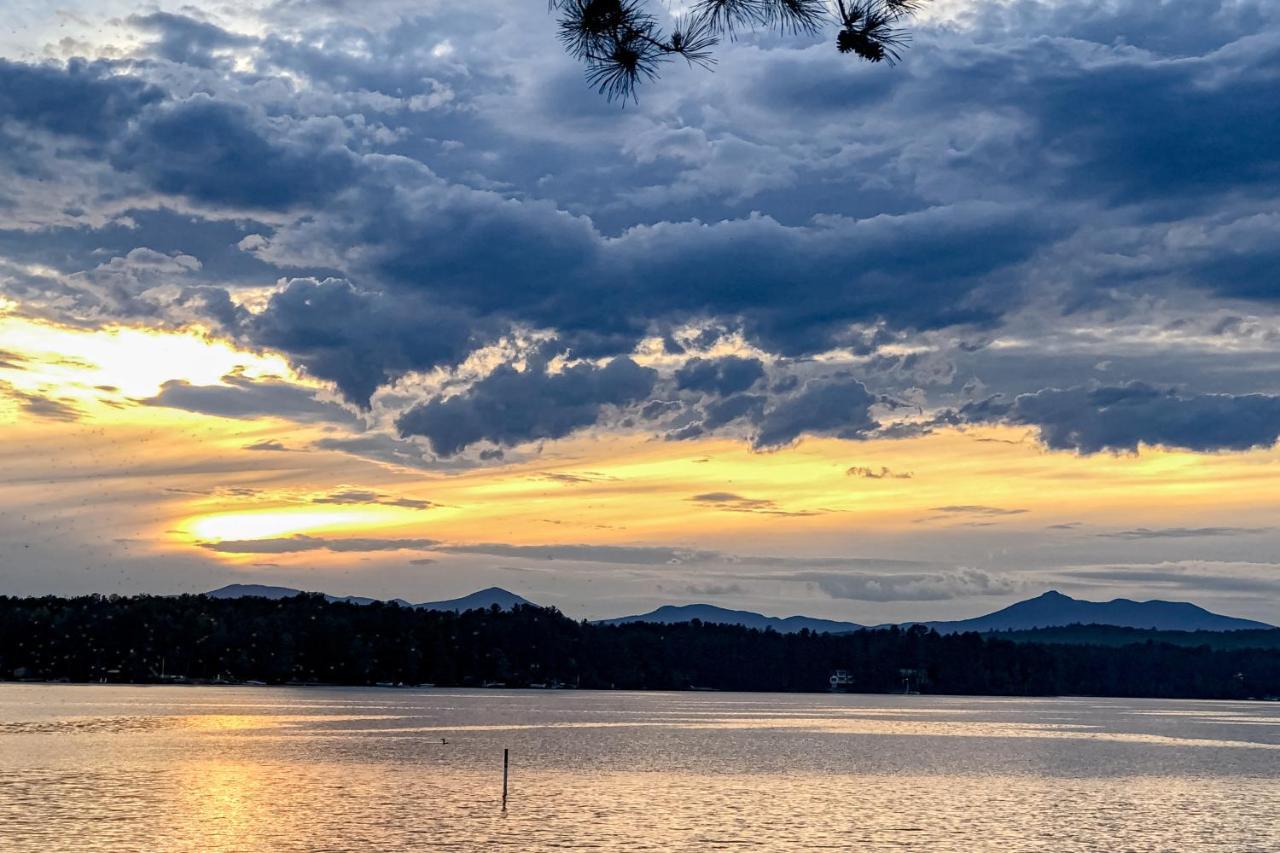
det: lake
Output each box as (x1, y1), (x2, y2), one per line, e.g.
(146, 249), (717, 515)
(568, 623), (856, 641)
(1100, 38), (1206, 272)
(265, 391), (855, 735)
(1, 685), (1277, 851)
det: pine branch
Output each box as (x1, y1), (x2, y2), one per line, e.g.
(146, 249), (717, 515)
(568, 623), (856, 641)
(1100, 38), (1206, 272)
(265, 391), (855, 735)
(554, 0), (930, 101)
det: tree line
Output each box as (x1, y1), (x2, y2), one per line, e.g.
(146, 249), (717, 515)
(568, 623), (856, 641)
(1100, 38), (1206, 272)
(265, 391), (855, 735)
(2, 593), (1279, 699)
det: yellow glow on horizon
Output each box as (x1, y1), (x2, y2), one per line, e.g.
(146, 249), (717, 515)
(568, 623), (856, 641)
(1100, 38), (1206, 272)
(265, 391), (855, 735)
(185, 508), (398, 543)
(399, 427), (1280, 550)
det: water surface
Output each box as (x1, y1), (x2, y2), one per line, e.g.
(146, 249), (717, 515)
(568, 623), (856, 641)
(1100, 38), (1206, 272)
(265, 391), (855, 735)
(2, 685), (1277, 850)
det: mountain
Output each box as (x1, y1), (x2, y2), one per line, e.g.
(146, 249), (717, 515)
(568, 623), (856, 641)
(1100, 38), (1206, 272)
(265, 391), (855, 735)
(204, 585), (1272, 633)
(204, 584), (394, 606)
(416, 587), (533, 612)
(598, 603), (862, 634)
(206, 583), (304, 601)
(598, 591), (1270, 635)
(204, 584), (529, 612)
(914, 590), (1273, 634)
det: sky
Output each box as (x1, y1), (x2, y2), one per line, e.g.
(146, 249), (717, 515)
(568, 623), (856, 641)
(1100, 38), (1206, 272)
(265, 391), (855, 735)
(1, 0), (1279, 623)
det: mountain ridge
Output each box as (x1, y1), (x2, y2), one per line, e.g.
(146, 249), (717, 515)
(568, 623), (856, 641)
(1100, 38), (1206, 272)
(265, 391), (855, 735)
(204, 585), (1273, 632)
(205, 584), (531, 612)
(911, 590), (1272, 633)
(597, 603), (864, 634)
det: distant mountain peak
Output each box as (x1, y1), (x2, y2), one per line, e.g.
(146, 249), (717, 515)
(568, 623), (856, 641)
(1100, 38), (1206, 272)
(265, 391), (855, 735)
(598, 602), (862, 634)
(416, 587), (533, 612)
(918, 589), (1272, 634)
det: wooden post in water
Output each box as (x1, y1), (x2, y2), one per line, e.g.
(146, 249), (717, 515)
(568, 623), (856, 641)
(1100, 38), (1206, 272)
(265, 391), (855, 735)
(502, 748), (509, 810)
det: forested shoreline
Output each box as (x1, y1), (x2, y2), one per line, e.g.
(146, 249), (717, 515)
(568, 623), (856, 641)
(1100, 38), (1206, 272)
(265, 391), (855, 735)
(3, 594), (1280, 699)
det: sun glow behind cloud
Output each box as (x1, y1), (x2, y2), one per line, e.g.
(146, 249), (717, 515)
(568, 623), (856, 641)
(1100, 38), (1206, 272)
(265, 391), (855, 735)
(0, 312), (301, 406)
(183, 509), (402, 543)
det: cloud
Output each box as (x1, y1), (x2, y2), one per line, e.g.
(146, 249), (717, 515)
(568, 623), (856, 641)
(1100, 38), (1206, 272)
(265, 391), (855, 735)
(0, 383), (82, 422)
(846, 465), (911, 479)
(687, 492), (827, 517)
(430, 538), (932, 571)
(128, 12), (255, 68)
(931, 505), (1028, 517)
(704, 393), (767, 430)
(5, 0), (1280, 468)
(243, 278), (489, 406)
(440, 543), (720, 564)
(1099, 527), (1271, 540)
(675, 356), (765, 396)
(199, 535), (439, 553)
(1052, 561), (1280, 596)
(243, 440), (289, 452)
(142, 375), (359, 425)
(762, 569), (1023, 602)
(263, 183), (1040, 368)
(110, 95), (358, 210)
(954, 383), (1280, 453)
(308, 434), (430, 468)
(311, 489), (433, 510)
(680, 583), (747, 597)
(396, 356), (657, 456)
(535, 471), (617, 485)
(0, 350), (28, 370)
(751, 377), (878, 449)
(0, 57), (161, 142)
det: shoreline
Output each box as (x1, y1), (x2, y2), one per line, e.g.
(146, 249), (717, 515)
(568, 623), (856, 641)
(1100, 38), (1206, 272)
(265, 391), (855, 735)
(2, 680), (1278, 702)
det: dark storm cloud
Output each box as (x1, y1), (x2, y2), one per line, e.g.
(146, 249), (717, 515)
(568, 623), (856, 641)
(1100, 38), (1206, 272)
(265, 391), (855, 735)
(751, 377), (878, 449)
(245, 278), (488, 406)
(1023, 36), (1280, 209)
(0, 58), (161, 141)
(395, 357), (657, 456)
(269, 185), (1043, 365)
(674, 356), (765, 396)
(128, 12), (255, 68)
(142, 375), (359, 425)
(953, 383), (1280, 453)
(703, 393), (767, 430)
(4, 0), (1280, 460)
(109, 96), (358, 210)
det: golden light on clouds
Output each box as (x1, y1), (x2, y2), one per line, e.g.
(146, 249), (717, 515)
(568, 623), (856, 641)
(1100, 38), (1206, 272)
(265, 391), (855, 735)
(0, 311), (299, 410)
(173, 428), (1280, 567)
(183, 509), (397, 543)
(4, 308), (1280, 600)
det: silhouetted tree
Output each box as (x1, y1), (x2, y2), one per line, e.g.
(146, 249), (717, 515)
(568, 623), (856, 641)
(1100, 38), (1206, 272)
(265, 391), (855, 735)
(552, 0), (929, 101)
(4, 594), (1280, 699)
